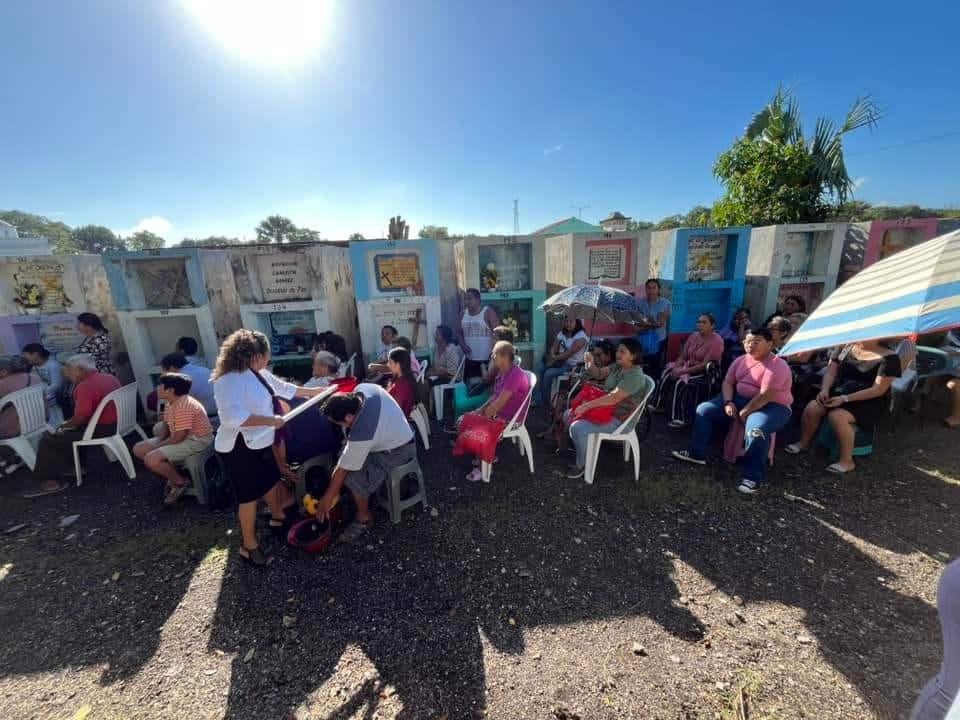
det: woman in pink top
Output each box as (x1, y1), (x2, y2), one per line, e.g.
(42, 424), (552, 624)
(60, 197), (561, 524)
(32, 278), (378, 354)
(672, 327), (793, 495)
(462, 341), (530, 482)
(656, 313), (724, 428)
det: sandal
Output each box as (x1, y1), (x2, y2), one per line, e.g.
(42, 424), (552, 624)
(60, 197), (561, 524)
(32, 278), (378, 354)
(238, 546), (273, 566)
(163, 481), (191, 505)
(466, 468), (484, 483)
(784, 443), (807, 455)
(337, 519), (374, 544)
(826, 462), (855, 475)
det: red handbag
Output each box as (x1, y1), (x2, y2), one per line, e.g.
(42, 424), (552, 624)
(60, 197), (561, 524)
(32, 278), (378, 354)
(570, 384), (616, 424)
(452, 412), (507, 464)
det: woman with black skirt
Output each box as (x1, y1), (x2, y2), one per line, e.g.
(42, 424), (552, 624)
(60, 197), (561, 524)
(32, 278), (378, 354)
(212, 329), (329, 566)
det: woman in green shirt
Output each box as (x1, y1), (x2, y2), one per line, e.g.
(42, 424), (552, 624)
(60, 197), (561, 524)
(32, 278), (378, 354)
(562, 338), (652, 479)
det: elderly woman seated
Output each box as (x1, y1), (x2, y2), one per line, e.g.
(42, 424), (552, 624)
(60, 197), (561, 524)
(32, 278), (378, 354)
(672, 328), (793, 495)
(785, 339), (903, 473)
(304, 351), (340, 389)
(766, 316), (792, 354)
(655, 313), (724, 429)
(460, 341), (531, 483)
(562, 338), (653, 480)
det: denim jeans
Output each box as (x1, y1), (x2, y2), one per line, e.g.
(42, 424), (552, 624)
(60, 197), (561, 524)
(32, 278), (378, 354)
(689, 394), (791, 483)
(538, 363), (569, 405)
(563, 409), (622, 467)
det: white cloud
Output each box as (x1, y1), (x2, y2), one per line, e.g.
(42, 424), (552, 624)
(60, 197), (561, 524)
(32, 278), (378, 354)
(115, 216), (174, 238)
(543, 144), (563, 156)
(851, 177), (869, 191)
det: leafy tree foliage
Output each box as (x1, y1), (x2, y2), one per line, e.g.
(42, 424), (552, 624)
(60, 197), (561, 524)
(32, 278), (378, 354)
(126, 230), (165, 250)
(418, 225), (449, 239)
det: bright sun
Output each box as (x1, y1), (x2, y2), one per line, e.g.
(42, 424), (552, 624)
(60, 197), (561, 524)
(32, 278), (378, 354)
(184, 0), (333, 68)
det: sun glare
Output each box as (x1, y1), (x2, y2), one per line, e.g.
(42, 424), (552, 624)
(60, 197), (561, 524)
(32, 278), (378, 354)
(184, 0), (333, 68)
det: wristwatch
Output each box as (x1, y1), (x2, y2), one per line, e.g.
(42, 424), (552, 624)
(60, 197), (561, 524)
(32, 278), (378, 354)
(841, 395), (848, 404)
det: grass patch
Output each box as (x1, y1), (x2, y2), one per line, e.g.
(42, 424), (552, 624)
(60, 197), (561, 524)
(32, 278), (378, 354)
(713, 669), (781, 720)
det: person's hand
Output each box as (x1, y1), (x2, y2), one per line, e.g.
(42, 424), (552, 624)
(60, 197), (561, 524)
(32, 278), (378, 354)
(316, 490), (338, 521)
(271, 415), (286, 428)
(738, 408), (749, 423)
(822, 396), (844, 408)
(462, 342), (472, 356)
(583, 351), (593, 367)
(723, 401), (736, 418)
(481, 405), (496, 419)
(280, 464), (298, 483)
(816, 390), (830, 405)
(572, 403), (587, 418)
(670, 367), (682, 380)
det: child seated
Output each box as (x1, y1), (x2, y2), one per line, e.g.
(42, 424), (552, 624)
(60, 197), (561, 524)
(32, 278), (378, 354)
(305, 351), (340, 388)
(133, 373), (214, 506)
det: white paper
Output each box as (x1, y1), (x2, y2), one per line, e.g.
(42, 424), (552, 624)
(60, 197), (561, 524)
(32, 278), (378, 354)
(282, 386), (337, 424)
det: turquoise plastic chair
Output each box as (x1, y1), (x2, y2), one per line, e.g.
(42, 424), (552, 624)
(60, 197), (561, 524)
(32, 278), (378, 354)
(818, 421), (874, 462)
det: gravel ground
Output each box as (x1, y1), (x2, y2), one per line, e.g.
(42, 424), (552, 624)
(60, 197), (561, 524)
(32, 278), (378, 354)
(0, 402), (957, 720)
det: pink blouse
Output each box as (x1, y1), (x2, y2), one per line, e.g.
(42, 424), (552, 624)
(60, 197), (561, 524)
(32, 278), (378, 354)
(678, 332), (723, 370)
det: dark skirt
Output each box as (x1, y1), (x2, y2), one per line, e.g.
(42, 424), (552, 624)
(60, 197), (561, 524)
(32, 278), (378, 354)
(217, 434), (280, 504)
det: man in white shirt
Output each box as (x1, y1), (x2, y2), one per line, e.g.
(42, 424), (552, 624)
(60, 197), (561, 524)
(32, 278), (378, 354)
(161, 353), (217, 416)
(316, 383), (415, 543)
(21, 343), (63, 414)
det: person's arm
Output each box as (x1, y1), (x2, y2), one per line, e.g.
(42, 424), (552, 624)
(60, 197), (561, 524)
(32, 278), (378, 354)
(484, 306), (500, 331)
(153, 428), (189, 448)
(739, 388), (776, 418)
(572, 387), (628, 415)
(46, 364), (64, 399)
(480, 389), (514, 418)
(652, 307), (669, 330)
(818, 359), (840, 401)
(456, 325), (471, 355)
(59, 384), (93, 430)
(317, 466), (347, 520)
(555, 338), (586, 364)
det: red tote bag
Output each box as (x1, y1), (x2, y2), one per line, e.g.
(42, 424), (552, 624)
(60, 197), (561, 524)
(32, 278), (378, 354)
(570, 384), (616, 424)
(452, 413), (507, 464)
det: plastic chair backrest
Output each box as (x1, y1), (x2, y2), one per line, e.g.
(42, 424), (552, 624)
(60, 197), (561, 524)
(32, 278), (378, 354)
(613, 375), (655, 436)
(504, 371), (537, 432)
(452, 354), (466, 384)
(417, 358), (429, 383)
(81, 383), (136, 441)
(3, 384), (47, 436)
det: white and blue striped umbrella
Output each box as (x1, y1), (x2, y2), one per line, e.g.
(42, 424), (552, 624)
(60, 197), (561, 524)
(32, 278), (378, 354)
(540, 283), (646, 324)
(780, 229), (960, 357)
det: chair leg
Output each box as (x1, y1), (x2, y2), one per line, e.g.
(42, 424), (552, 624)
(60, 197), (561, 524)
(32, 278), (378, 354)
(6, 438), (36, 471)
(433, 387), (445, 422)
(73, 444), (83, 487)
(481, 460), (492, 483)
(111, 439), (137, 479)
(629, 436), (640, 481)
(584, 435), (600, 485)
(518, 428), (534, 474)
(388, 475), (402, 524)
(415, 469), (428, 510)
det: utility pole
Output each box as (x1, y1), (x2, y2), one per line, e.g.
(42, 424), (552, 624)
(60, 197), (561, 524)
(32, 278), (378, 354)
(513, 199), (520, 234)
(569, 204), (591, 219)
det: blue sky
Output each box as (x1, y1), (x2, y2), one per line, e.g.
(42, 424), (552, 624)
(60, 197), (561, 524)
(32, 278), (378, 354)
(1, 0), (958, 242)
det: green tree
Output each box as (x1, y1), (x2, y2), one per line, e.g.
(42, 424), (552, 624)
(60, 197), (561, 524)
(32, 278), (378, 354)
(292, 227), (321, 243)
(626, 219), (654, 231)
(256, 215), (297, 243)
(175, 236), (243, 247)
(72, 225), (125, 254)
(1, 210), (76, 252)
(348, 232), (365, 241)
(683, 206), (712, 227)
(418, 225), (449, 239)
(713, 86), (882, 225)
(127, 230), (165, 250)
(654, 215), (684, 230)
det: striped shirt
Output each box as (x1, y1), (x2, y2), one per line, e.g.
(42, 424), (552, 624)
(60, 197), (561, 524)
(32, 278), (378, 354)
(165, 394), (213, 439)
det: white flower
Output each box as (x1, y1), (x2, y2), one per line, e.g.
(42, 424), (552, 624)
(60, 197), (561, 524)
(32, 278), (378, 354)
(486, 263), (496, 272)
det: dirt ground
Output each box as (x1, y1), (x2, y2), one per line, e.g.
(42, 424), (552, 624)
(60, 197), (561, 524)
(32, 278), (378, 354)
(0, 399), (958, 720)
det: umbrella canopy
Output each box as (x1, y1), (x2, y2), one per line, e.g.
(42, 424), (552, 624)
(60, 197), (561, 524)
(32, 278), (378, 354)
(540, 283), (646, 324)
(780, 229), (960, 357)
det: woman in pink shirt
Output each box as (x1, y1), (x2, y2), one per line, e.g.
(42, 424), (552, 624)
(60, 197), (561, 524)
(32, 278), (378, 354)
(672, 327), (793, 495)
(656, 313), (724, 428)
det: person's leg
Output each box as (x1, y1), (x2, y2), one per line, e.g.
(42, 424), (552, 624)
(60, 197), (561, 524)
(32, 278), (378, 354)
(795, 399), (828, 449)
(568, 419), (594, 467)
(911, 558), (960, 719)
(540, 366), (563, 405)
(827, 408), (858, 470)
(237, 501), (259, 550)
(946, 378), (960, 427)
(741, 404), (792, 483)
(32, 429), (83, 487)
(133, 438), (154, 462)
(689, 396), (728, 460)
(144, 448), (189, 486)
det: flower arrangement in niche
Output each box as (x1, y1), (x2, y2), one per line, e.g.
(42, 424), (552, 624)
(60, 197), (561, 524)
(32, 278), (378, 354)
(481, 262), (498, 291)
(502, 315), (519, 339)
(13, 282), (43, 314)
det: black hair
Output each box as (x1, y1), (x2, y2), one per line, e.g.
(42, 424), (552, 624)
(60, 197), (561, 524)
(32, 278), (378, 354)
(76, 312), (106, 332)
(320, 392), (362, 423)
(734, 306), (751, 317)
(560, 317), (585, 338)
(782, 294), (807, 313)
(618, 337), (644, 366)
(644, 278), (662, 290)
(160, 352), (188, 370)
(157, 372), (192, 396)
(176, 336), (199, 356)
(698, 312), (717, 328)
(591, 338), (615, 362)
(393, 336), (413, 352)
(21, 343), (50, 358)
(388, 347), (417, 386)
(492, 325), (514, 343)
(382, 325), (398, 337)
(436, 325), (457, 345)
(322, 333), (348, 361)
(747, 327), (774, 342)
(314, 330), (331, 353)
(465, 288), (481, 301)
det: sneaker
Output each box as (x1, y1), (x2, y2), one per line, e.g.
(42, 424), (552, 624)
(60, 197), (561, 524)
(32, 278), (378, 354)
(466, 468), (484, 482)
(737, 479), (759, 495)
(566, 466), (585, 479)
(671, 450), (706, 466)
(667, 419), (687, 429)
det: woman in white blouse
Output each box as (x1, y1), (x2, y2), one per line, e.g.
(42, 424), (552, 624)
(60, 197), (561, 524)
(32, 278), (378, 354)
(212, 329), (329, 567)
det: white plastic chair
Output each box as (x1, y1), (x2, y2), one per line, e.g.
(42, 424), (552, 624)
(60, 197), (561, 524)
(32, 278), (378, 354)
(409, 403), (431, 450)
(338, 353), (357, 378)
(416, 357), (429, 384)
(72, 383), (148, 486)
(432, 355), (466, 421)
(480, 371), (537, 483)
(550, 372), (572, 403)
(581, 377), (655, 485)
(0, 384), (55, 470)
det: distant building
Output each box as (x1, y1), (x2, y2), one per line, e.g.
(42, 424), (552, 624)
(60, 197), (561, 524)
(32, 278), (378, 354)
(599, 211), (631, 233)
(0, 219), (53, 256)
(531, 216), (602, 236)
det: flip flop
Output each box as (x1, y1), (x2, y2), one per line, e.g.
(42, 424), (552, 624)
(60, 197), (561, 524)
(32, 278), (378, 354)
(337, 519), (374, 544)
(784, 443), (807, 455)
(826, 463), (854, 475)
(21, 481), (69, 498)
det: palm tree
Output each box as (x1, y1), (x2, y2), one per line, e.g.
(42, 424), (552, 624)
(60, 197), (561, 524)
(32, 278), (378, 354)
(744, 86), (882, 204)
(255, 215), (297, 243)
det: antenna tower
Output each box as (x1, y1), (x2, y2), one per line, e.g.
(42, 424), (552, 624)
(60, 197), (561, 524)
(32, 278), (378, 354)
(513, 199), (520, 234)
